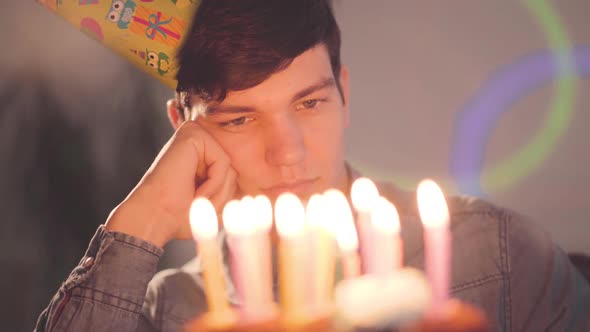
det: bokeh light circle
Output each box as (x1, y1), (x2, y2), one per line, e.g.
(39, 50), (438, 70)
(450, 0), (579, 196)
(354, 0), (585, 196)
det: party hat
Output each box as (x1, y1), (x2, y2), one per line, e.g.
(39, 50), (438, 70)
(37, 0), (201, 89)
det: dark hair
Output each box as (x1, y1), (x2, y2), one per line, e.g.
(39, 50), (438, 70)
(175, 0), (342, 111)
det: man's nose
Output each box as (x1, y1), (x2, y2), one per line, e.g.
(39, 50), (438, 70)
(264, 115), (306, 168)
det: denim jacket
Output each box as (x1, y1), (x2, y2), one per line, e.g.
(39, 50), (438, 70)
(35, 179), (590, 331)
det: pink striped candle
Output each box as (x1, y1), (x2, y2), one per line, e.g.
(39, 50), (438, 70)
(417, 179), (451, 311)
(369, 196), (403, 275)
(350, 177), (380, 274)
(222, 197), (275, 322)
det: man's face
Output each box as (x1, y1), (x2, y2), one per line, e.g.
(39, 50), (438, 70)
(192, 45), (350, 202)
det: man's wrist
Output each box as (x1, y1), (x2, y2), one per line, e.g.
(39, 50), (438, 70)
(105, 199), (171, 248)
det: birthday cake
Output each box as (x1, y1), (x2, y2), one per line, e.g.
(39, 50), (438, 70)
(184, 181), (488, 332)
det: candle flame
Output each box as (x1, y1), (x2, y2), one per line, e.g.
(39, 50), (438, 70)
(241, 195), (255, 206)
(351, 177), (380, 212)
(253, 195), (273, 232)
(241, 195), (258, 234)
(417, 179), (450, 228)
(189, 197), (219, 239)
(274, 192), (306, 238)
(305, 193), (328, 230)
(371, 196), (401, 234)
(324, 189), (358, 252)
(223, 199), (255, 236)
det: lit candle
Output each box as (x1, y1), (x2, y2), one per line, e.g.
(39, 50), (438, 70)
(275, 192), (308, 319)
(222, 197), (275, 322)
(305, 193), (336, 311)
(222, 198), (252, 309)
(350, 177), (380, 273)
(189, 197), (233, 324)
(324, 189), (360, 279)
(417, 179), (451, 310)
(252, 195), (274, 308)
(369, 196), (403, 275)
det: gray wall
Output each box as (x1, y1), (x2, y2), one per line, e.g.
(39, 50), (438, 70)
(337, 1), (590, 254)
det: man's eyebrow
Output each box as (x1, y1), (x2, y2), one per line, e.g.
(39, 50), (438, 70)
(291, 78), (336, 104)
(205, 104), (256, 116)
(201, 77), (336, 116)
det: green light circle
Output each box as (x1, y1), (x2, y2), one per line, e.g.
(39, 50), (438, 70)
(352, 0), (576, 194)
(481, 0), (576, 192)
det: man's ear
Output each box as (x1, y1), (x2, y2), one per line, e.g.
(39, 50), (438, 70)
(166, 98), (185, 129)
(339, 65), (351, 128)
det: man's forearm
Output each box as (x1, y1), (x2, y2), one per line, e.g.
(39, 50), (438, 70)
(35, 225), (163, 332)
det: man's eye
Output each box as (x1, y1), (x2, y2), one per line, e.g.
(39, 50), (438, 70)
(303, 99), (318, 108)
(220, 116), (253, 128)
(297, 98), (326, 111)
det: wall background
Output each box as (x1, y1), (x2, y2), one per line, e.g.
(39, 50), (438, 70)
(336, 0), (590, 255)
(1, 1), (588, 330)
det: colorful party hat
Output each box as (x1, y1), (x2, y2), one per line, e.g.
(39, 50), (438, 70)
(37, 0), (201, 89)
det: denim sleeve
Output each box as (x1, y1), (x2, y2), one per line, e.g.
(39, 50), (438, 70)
(34, 225), (164, 332)
(508, 212), (590, 331)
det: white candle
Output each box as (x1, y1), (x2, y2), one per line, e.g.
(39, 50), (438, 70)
(305, 193), (336, 311)
(222, 197), (274, 322)
(369, 196), (403, 275)
(324, 189), (360, 279)
(275, 192), (308, 319)
(189, 198), (232, 323)
(417, 179), (451, 310)
(252, 195), (274, 307)
(350, 177), (380, 273)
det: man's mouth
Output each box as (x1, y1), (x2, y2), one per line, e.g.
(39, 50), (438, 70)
(262, 178), (320, 199)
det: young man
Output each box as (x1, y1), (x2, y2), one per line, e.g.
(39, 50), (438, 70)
(35, 1), (590, 331)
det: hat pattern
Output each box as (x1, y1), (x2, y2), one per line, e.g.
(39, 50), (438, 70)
(37, 0), (200, 89)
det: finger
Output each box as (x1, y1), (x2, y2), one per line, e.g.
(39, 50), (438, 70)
(179, 121), (232, 197)
(143, 121), (202, 184)
(210, 168), (238, 213)
(176, 175), (232, 240)
(194, 154), (231, 198)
